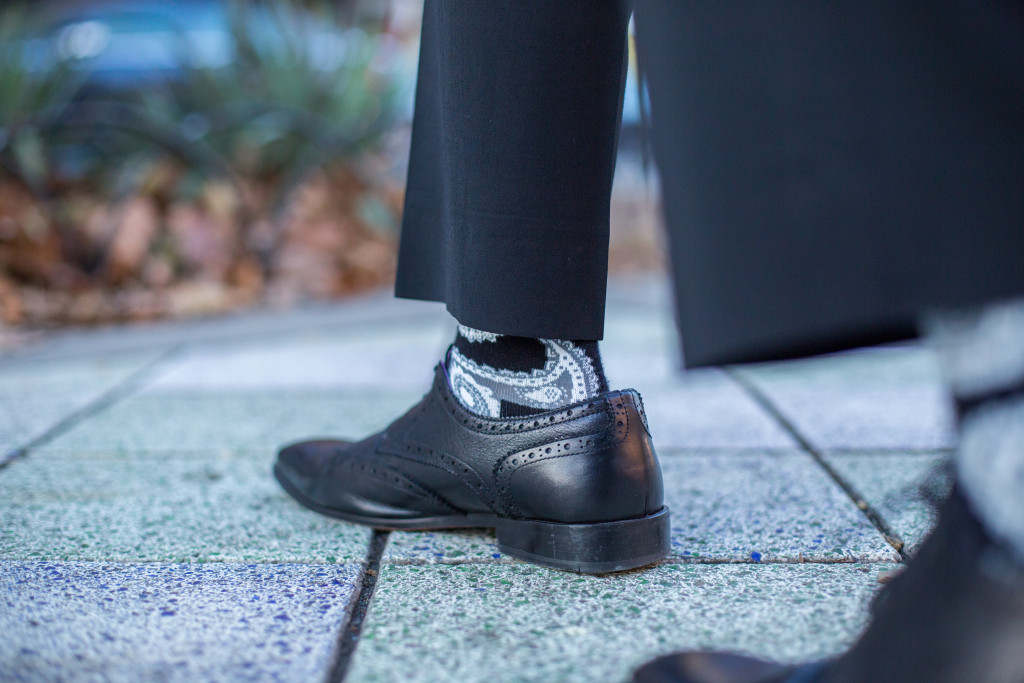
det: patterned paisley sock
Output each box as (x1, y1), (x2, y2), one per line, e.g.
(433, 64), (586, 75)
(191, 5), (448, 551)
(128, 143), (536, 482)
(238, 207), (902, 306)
(444, 325), (609, 418)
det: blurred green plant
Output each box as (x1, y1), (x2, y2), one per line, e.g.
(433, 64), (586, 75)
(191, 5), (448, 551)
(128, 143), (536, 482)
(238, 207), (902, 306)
(0, 5), (86, 197)
(129, 0), (400, 267)
(146, 0), (397, 195)
(0, 0), (401, 316)
(1, 0), (398, 200)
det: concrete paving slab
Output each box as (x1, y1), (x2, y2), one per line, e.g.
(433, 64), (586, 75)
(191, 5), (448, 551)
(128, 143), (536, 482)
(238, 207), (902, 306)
(34, 392), (422, 456)
(0, 561), (359, 682)
(0, 397), (94, 457)
(735, 347), (955, 450)
(600, 311), (679, 386)
(383, 450), (897, 565)
(0, 351), (165, 460)
(824, 451), (953, 555)
(2, 291), (448, 363)
(604, 273), (674, 311)
(147, 321), (451, 393)
(383, 528), (506, 565)
(663, 452), (897, 562)
(347, 562), (893, 683)
(0, 452), (370, 563)
(640, 372), (796, 449)
(602, 309), (795, 449)
(605, 310), (796, 449)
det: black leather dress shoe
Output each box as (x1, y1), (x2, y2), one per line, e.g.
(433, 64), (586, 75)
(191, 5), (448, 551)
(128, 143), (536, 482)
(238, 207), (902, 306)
(632, 486), (1024, 683)
(275, 364), (670, 573)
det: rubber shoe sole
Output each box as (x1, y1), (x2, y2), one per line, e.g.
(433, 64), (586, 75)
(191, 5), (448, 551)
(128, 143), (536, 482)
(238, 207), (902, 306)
(274, 461), (670, 573)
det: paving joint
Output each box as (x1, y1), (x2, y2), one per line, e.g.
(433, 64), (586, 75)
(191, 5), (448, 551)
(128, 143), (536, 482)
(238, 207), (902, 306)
(0, 345), (182, 470)
(379, 555), (898, 569)
(724, 367), (909, 561)
(328, 530), (390, 683)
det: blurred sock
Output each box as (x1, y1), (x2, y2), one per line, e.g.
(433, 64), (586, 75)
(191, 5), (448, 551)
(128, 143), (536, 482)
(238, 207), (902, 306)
(928, 297), (1024, 563)
(445, 325), (608, 418)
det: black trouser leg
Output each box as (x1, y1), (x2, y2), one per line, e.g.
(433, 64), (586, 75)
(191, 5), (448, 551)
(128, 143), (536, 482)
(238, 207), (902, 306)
(395, 1), (630, 340)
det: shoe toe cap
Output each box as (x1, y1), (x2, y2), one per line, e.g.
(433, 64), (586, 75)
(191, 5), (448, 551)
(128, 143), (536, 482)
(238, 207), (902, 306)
(276, 439), (351, 482)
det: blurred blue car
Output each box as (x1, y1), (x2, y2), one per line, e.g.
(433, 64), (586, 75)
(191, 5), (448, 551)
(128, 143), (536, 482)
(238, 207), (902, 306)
(15, 0), (391, 90)
(19, 1), (238, 87)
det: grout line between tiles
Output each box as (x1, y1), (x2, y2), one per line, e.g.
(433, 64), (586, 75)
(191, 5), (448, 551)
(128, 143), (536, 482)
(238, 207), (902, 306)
(376, 556), (900, 568)
(328, 530), (390, 683)
(724, 368), (909, 561)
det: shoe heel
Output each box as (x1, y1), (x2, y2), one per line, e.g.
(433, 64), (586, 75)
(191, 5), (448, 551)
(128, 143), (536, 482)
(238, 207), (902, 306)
(495, 507), (670, 573)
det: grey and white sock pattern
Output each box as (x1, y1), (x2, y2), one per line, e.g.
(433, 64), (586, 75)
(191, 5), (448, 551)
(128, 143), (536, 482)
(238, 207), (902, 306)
(447, 326), (604, 418)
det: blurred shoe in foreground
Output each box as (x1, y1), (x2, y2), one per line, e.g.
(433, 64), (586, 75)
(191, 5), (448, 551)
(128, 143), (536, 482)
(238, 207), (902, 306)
(634, 485), (1024, 683)
(635, 299), (1024, 683)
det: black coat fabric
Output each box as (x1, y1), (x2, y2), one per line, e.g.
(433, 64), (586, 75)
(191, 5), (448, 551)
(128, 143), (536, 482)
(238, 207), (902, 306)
(636, 0), (1024, 366)
(396, 1), (1024, 367)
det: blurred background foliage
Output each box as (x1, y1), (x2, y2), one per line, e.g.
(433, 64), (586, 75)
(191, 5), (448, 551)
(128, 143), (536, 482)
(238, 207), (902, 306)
(0, 0), (411, 326)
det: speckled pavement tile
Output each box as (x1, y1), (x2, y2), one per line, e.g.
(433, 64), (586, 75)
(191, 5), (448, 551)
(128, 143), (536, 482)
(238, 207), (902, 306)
(823, 451), (954, 555)
(347, 562), (895, 683)
(600, 312), (679, 387)
(147, 321), (451, 393)
(0, 351), (165, 459)
(639, 372), (795, 449)
(0, 452), (370, 563)
(735, 347), (956, 450)
(383, 527), (506, 565)
(662, 451), (896, 562)
(34, 392), (422, 456)
(0, 561), (360, 682)
(383, 450), (898, 564)
(601, 311), (793, 452)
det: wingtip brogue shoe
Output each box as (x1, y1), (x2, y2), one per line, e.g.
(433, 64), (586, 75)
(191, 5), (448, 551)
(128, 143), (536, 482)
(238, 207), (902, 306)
(275, 364), (670, 573)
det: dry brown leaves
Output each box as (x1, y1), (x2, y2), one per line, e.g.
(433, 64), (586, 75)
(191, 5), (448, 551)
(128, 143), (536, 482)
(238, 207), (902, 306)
(0, 162), (399, 328)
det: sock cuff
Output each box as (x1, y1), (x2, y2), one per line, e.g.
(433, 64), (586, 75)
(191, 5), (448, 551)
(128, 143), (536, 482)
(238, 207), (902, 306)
(457, 325), (499, 344)
(446, 324), (608, 418)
